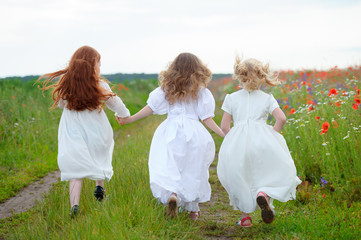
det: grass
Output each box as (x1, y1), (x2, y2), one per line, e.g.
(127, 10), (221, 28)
(1, 67), (361, 239)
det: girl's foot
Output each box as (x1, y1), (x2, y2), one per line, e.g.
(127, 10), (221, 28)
(166, 194), (178, 218)
(70, 205), (80, 219)
(94, 186), (106, 201)
(190, 211), (200, 221)
(236, 216), (253, 227)
(256, 191), (274, 224)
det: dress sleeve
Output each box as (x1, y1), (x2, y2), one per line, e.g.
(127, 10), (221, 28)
(147, 87), (168, 115)
(197, 88), (215, 121)
(99, 81), (130, 118)
(268, 94), (280, 114)
(221, 94), (232, 115)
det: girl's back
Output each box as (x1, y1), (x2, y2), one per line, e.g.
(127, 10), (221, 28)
(223, 89), (278, 124)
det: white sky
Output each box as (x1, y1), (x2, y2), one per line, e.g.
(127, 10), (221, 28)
(1, 0), (361, 77)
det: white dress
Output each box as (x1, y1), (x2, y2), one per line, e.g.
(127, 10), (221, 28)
(147, 87), (216, 212)
(57, 81), (130, 181)
(217, 89), (301, 213)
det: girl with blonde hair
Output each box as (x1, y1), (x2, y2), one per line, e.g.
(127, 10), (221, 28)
(39, 45), (130, 217)
(117, 52), (224, 220)
(217, 57), (301, 227)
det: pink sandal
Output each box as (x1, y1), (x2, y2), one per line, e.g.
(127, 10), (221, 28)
(256, 191), (274, 224)
(236, 216), (253, 227)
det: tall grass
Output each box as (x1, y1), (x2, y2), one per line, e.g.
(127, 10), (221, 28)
(3, 116), (203, 239)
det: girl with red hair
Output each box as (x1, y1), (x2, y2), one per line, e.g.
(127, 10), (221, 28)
(39, 45), (130, 218)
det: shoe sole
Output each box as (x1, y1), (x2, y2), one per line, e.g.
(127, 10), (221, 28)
(256, 196), (274, 224)
(167, 196), (178, 218)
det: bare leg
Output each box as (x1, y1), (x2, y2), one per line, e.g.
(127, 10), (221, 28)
(96, 180), (104, 187)
(69, 179), (83, 207)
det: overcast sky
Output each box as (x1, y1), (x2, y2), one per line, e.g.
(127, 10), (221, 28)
(1, 0), (361, 77)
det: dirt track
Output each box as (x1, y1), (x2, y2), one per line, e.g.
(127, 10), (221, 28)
(0, 171), (60, 219)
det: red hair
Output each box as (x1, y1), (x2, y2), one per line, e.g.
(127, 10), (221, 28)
(38, 45), (114, 111)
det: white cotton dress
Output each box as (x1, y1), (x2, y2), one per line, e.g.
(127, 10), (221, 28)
(147, 87), (216, 212)
(217, 89), (301, 213)
(57, 81), (130, 182)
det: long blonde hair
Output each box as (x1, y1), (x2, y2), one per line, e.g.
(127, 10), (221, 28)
(159, 52), (211, 105)
(233, 57), (280, 91)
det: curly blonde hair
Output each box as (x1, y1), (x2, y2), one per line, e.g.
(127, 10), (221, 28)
(159, 52), (211, 105)
(233, 57), (280, 91)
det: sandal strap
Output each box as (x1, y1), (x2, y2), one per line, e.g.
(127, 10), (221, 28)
(257, 191), (269, 204)
(241, 216), (252, 225)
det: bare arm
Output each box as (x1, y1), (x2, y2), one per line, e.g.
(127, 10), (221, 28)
(220, 112), (232, 135)
(203, 117), (225, 138)
(117, 105), (153, 125)
(272, 107), (286, 132)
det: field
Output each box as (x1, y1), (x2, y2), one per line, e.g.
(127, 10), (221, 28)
(0, 66), (360, 239)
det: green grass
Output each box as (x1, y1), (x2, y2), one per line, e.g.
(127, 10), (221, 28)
(1, 68), (361, 239)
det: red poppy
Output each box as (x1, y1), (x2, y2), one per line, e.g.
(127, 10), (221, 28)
(283, 105), (289, 110)
(328, 88), (339, 96)
(321, 122), (330, 134)
(316, 116), (320, 120)
(307, 100), (314, 105)
(335, 101), (342, 107)
(355, 98), (361, 105)
(308, 106), (314, 112)
(290, 109), (296, 114)
(353, 104), (358, 110)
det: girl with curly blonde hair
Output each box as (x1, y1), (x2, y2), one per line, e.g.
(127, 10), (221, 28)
(117, 52), (224, 220)
(217, 57), (301, 227)
(39, 46), (130, 218)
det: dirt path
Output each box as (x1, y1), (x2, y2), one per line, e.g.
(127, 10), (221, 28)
(0, 171), (60, 219)
(0, 122), (141, 220)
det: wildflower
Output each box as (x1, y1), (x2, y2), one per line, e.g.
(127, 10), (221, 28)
(307, 100), (314, 105)
(334, 101), (342, 107)
(326, 153), (330, 156)
(290, 109), (296, 114)
(321, 122), (330, 134)
(342, 91), (348, 96)
(11, 96), (15, 99)
(22, 104), (26, 107)
(320, 177), (328, 187)
(308, 106), (314, 112)
(315, 116), (320, 120)
(283, 105), (289, 110)
(355, 98), (361, 105)
(322, 142), (328, 146)
(352, 104), (358, 110)
(296, 136), (300, 139)
(332, 120), (338, 128)
(14, 123), (19, 127)
(328, 88), (339, 96)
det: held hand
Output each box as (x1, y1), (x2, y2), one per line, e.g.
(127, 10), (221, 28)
(116, 116), (132, 125)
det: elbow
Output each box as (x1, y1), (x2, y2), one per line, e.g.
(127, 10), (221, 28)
(280, 115), (286, 125)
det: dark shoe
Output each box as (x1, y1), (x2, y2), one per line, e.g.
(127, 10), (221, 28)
(166, 194), (178, 218)
(70, 205), (80, 219)
(94, 186), (106, 201)
(256, 191), (274, 224)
